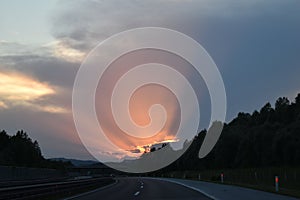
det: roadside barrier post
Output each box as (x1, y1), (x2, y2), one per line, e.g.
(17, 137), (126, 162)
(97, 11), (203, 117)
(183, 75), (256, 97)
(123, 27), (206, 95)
(275, 176), (279, 192)
(221, 173), (224, 183)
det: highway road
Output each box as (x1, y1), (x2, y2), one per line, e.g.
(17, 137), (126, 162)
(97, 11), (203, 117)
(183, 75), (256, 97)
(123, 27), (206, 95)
(66, 177), (212, 200)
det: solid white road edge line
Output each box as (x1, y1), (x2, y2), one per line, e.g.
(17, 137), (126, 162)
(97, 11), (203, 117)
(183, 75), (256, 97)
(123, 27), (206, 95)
(144, 177), (218, 200)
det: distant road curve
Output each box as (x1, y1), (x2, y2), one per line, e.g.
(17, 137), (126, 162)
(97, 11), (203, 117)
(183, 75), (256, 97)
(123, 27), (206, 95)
(64, 177), (212, 200)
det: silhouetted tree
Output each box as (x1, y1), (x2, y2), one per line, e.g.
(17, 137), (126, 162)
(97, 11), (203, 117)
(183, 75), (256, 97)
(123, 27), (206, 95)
(275, 97), (290, 110)
(0, 130), (72, 169)
(150, 147), (156, 152)
(158, 93), (300, 173)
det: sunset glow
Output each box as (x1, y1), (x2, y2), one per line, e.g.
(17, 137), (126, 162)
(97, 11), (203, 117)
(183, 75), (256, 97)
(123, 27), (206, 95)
(0, 72), (54, 100)
(0, 71), (66, 113)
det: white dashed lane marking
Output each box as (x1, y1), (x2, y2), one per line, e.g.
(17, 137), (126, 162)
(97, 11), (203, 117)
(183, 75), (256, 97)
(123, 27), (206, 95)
(134, 191), (140, 196)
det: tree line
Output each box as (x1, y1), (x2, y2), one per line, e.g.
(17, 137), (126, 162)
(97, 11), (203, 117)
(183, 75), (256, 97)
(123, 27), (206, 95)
(159, 93), (300, 172)
(0, 130), (72, 169)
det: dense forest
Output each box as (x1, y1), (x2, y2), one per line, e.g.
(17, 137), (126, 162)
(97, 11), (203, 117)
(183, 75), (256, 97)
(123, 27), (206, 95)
(0, 130), (72, 169)
(161, 93), (300, 172)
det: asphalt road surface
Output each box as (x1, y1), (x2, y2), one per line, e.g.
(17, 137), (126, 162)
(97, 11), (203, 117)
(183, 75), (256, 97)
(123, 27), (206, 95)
(67, 177), (212, 200)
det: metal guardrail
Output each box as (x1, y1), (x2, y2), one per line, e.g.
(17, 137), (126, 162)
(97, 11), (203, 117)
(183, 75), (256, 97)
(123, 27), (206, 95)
(0, 177), (114, 200)
(0, 177), (69, 188)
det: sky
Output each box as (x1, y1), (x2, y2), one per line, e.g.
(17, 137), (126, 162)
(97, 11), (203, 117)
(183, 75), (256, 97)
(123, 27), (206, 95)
(0, 0), (300, 161)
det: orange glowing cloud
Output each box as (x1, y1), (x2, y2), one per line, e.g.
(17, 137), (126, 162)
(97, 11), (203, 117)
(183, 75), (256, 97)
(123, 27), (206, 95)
(0, 71), (67, 113)
(96, 81), (181, 156)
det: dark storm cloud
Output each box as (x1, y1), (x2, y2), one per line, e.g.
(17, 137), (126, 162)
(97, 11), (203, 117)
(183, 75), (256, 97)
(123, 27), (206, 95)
(51, 0), (300, 120)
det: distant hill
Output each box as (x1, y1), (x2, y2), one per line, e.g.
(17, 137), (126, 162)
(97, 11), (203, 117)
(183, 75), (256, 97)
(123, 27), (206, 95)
(50, 158), (99, 167)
